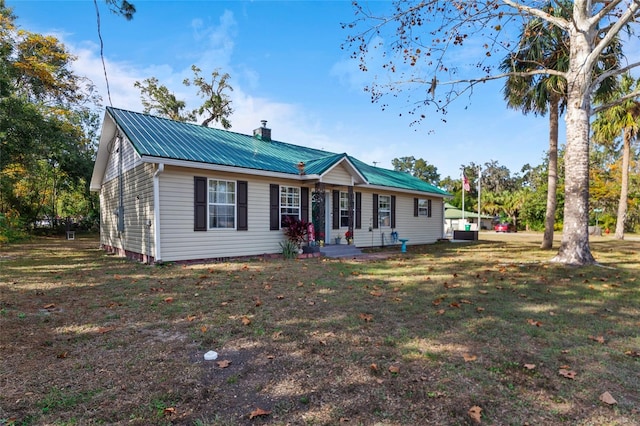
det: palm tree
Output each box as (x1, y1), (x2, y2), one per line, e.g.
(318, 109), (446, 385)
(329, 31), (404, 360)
(500, 2), (568, 250)
(592, 74), (640, 240)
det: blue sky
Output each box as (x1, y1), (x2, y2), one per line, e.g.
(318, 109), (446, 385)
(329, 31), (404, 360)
(11, 0), (563, 180)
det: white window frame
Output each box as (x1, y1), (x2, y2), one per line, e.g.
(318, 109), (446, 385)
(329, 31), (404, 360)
(208, 179), (236, 229)
(280, 186), (300, 227)
(418, 198), (431, 217)
(339, 191), (353, 228)
(378, 195), (391, 228)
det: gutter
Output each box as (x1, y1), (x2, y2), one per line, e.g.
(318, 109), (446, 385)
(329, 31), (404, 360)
(153, 163), (164, 263)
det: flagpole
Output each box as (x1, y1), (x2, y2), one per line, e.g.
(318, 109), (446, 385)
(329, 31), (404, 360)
(461, 168), (465, 222)
(477, 167), (481, 231)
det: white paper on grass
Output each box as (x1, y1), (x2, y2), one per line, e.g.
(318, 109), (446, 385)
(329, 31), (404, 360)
(204, 350), (218, 361)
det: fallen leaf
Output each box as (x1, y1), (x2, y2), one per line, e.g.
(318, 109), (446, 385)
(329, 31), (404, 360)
(527, 318), (542, 327)
(432, 298), (443, 306)
(97, 327), (114, 334)
(370, 291), (383, 297)
(216, 359), (231, 368)
(624, 350), (640, 358)
(241, 316), (252, 326)
(559, 369), (577, 379)
(523, 364), (536, 370)
(359, 313), (374, 322)
(589, 335), (605, 344)
(449, 302), (460, 308)
(476, 307), (485, 313)
(468, 405), (482, 424)
(463, 353), (477, 362)
(187, 315), (197, 322)
(388, 365), (400, 373)
(599, 391), (617, 405)
(436, 309), (446, 315)
(255, 299), (262, 307)
(163, 407), (176, 416)
(478, 290), (488, 294)
(249, 407), (271, 419)
(164, 297), (174, 303)
(276, 295), (284, 300)
(370, 363), (378, 372)
(57, 352), (68, 359)
(200, 326), (208, 333)
(43, 303), (56, 309)
(460, 299), (473, 304)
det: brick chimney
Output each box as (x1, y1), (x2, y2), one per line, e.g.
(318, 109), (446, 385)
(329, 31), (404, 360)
(253, 120), (271, 141)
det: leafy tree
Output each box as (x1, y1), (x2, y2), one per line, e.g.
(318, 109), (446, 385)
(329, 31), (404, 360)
(104, 0), (136, 20)
(183, 65), (234, 129)
(392, 156), (440, 185)
(592, 73), (640, 239)
(344, 1), (640, 265)
(0, 1), (100, 229)
(135, 65), (235, 129)
(134, 77), (194, 121)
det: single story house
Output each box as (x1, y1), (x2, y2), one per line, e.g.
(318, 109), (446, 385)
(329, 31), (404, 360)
(90, 107), (450, 263)
(444, 203), (495, 236)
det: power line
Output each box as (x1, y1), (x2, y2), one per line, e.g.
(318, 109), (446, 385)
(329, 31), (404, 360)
(94, 0), (113, 107)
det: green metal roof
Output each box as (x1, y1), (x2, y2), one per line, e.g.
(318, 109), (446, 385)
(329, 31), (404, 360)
(106, 107), (449, 196)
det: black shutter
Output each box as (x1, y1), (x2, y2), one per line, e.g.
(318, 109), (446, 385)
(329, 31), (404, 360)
(194, 176), (207, 231)
(372, 193), (379, 229)
(391, 195), (396, 228)
(428, 199), (432, 218)
(301, 187), (309, 222)
(355, 192), (362, 229)
(237, 180), (248, 231)
(332, 190), (340, 229)
(414, 198), (419, 217)
(269, 184), (279, 230)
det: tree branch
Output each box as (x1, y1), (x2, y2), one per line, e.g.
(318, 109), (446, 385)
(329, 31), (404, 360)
(592, 88), (640, 114)
(591, 60), (640, 90)
(501, 0), (570, 30)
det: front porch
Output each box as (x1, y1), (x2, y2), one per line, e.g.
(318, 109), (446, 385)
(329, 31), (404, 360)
(319, 243), (363, 258)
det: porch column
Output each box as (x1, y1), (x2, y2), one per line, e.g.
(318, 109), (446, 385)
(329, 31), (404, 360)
(348, 186), (354, 239)
(312, 182), (326, 242)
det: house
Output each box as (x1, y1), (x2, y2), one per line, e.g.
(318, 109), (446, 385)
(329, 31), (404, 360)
(444, 203), (495, 237)
(90, 107), (450, 263)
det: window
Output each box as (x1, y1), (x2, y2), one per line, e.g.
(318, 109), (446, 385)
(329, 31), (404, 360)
(209, 179), (236, 229)
(378, 195), (391, 227)
(418, 199), (432, 217)
(340, 192), (351, 227)
(280, 186), (300, 227)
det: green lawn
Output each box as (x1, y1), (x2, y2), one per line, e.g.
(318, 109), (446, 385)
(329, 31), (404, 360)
(0, 233), (638, 425)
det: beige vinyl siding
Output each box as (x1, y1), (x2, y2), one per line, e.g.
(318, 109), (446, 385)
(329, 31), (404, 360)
(158, 166), (299, 262)
(100, 163), (155, 258)
(349, 190), (443, 248)
(103, 136), (143, 183)
(323, 164), (353, 186)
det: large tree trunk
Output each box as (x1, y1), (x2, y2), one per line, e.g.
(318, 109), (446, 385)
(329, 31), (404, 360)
(614, 129), (630, 239)
(541, 95), (559, 250)
(552, 5), (596, 265)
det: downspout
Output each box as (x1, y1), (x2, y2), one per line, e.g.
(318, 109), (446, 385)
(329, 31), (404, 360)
(153, 163), (164, 263)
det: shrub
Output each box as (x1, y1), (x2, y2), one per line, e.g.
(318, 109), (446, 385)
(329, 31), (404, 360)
(279, 239), (299, 260)
(282, 216), (308, 246)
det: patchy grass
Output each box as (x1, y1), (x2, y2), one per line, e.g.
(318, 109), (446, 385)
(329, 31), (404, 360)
(0, 233), (639, 425)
